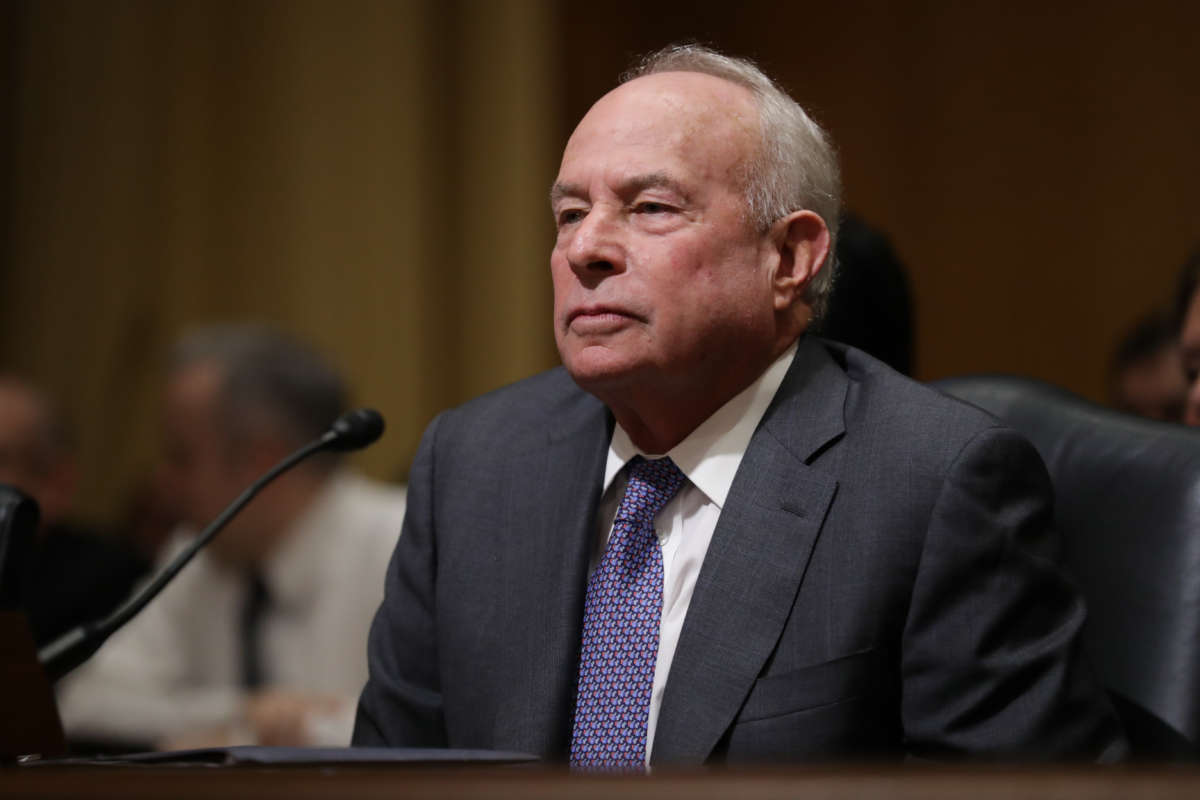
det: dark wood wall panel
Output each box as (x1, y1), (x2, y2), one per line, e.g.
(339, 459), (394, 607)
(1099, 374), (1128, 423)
(560, 1), (1200, 399)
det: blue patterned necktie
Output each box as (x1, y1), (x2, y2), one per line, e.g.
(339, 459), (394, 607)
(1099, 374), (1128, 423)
(570, 455), (686, 770)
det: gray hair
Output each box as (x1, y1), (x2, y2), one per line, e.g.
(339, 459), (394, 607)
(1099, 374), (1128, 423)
(170, 324), (346, 456)
(622, 44), (842, 318)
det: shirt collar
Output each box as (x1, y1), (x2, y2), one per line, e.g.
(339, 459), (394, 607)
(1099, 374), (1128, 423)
(603, 341), (797, 509)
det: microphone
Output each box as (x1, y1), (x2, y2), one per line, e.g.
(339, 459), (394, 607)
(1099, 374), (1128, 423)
(324, 407), (385, 451)
(38, 408), (386, 682)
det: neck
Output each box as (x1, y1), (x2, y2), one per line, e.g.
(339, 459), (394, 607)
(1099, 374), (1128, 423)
(238, 467), (329, 564)
(608, 401), (711, 455)
(603, 337), (796, 454)
(272, 465), (329, 534)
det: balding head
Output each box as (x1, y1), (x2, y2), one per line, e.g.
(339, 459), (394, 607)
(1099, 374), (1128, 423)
(621, 44), (841, 318)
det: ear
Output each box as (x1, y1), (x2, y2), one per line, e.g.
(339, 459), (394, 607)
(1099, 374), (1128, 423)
(769, 210), (831, 312)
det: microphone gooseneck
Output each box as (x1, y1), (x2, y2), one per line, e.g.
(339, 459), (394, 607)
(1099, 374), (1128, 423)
(38, 408), (386, 682)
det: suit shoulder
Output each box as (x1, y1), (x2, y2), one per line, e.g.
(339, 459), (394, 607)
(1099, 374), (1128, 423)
(430, 366), (604, 449)
(826, 340), (1021, 465)
(448, 366), (593, 421)
(817, 341), (1054, 540)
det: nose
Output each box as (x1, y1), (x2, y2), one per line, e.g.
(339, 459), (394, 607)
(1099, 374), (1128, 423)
(564, 206), (625, 279)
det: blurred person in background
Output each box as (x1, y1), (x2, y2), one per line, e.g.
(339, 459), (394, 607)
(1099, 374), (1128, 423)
(1108, 310), (1187, 422)
(0, 376), (149, 646)
(57, 324), (406, 750)
(1175, 248), (1200, 426)
(815, 212), (915, 376)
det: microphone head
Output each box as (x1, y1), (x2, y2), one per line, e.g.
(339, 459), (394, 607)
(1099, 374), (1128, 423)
(327, 408), (386, 451)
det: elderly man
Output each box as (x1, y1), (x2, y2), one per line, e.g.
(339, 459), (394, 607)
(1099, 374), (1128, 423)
(354, 46), (1124, 765)
(58, 325), (406, 749)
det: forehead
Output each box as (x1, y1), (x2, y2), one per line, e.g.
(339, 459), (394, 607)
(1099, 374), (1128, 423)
(557, 72), (760, 190)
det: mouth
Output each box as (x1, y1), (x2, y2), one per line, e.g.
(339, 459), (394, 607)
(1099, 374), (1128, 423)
(566, 304), (640, 333)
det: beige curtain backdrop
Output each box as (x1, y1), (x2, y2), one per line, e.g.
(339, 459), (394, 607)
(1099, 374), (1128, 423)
(1, 0), (561, 525)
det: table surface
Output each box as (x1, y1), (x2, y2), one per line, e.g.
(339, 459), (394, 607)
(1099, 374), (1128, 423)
(5, 765), (1200, 800)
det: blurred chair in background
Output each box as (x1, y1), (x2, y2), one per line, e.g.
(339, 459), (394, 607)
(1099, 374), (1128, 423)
(1108, 309), (1186, 423)
(937, 375), (1200, 760)
(57, 324), (406, 751)
(0, 376), (149, 647)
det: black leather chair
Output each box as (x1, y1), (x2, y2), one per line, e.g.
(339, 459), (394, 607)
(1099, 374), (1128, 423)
(935, 375), (1200, 759)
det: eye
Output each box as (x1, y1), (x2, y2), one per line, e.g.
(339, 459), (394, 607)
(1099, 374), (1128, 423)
(556, 207), (586, 227)
(634, 201), (671, 215)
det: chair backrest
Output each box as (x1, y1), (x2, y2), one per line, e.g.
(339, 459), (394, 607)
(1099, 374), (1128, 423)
(935, 375), (1200, 756)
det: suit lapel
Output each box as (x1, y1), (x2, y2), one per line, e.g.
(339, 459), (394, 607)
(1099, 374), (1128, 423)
(651, 337), (848, 764)
(493, 386), (611, 758)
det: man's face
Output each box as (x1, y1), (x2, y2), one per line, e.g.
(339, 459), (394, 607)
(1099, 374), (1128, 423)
(550, 72), (781, 400)
(0, 383), (73, 524)
(0, 385), (47, 495)
(160, 363), (259, 561)
(1180, 287), (1200, 425)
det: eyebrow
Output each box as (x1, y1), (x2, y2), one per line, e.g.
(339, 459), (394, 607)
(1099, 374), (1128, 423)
(549, 172), (691, 208)
(549, 182), (582, 208)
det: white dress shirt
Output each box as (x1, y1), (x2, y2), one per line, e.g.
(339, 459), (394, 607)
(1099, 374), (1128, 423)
(57, 471), (406, 747)
(594, 342), (796, 763)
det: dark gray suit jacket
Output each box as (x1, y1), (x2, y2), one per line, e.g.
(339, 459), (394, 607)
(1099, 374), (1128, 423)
(353, 337), (1126, 763)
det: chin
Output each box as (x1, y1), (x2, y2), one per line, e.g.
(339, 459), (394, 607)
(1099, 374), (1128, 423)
(560, 347), (644, 396)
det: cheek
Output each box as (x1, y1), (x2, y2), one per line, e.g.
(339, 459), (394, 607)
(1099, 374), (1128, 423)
(550, 256), (567, 283)
(549, 252), (573, 304)
(694, 255), (773, 316)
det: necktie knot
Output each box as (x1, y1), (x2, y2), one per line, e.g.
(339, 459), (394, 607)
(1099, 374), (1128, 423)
(618, 456), (685, 525)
